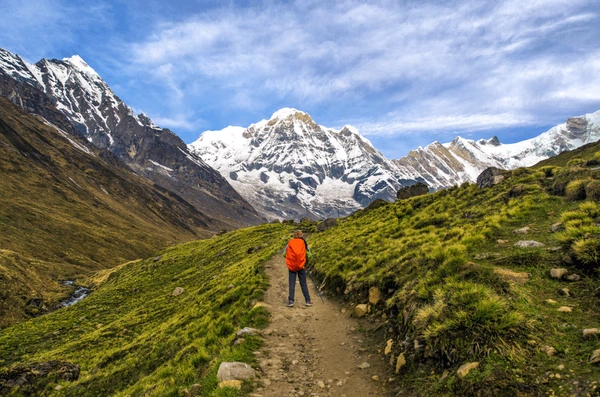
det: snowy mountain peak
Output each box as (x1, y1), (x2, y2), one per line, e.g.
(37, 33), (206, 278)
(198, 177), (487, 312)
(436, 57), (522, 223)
(270, 107), (307, 120)
(62, 55), (99, 77)
(189, 110), (409, 220)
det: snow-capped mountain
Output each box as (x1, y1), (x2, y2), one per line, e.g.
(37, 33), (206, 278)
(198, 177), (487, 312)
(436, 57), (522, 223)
(189, 108), (414, 220)
(392, 111), (600, 189)
(0, 48), (262, 229)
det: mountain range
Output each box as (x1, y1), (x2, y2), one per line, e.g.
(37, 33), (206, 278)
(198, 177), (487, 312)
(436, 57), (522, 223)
(191, 108), (600, 220)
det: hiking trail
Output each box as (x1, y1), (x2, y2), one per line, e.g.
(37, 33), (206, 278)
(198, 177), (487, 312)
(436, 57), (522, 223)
(252, 255), (391, 396)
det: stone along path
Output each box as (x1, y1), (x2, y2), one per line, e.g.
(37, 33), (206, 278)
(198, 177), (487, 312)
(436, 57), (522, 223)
(252, 255), (389, 397)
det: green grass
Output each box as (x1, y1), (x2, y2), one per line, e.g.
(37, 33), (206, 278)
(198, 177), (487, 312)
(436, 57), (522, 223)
(0, 223), (293, 396)
(308, 161), (600, 395)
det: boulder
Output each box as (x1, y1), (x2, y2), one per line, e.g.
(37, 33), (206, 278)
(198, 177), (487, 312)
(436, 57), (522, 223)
(512, 227), (530, 234)
(216, 362), (256, 382)
(477, 167), (504, 188)
(236, 327), (261, 337)
(369, 287), (382, 305)
(396, 182), (429, 200)
(457, 362), (479, 378)
(566, 274), (581, 282)
(583, 328), (600, 338)
(354, 304), (368, 318)
(590, 349), (600, 364)
(317, 218), (338, 232)
(395, 353), (406, 374)
(172, 287), (184, 296)
(514, 240), (545, 248)
(550, 268), (568, 279)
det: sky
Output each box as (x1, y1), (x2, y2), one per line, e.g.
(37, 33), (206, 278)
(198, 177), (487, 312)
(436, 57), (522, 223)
(1, 0), (600, 158)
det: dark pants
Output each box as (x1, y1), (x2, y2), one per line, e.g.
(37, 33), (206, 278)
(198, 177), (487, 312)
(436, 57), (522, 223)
(288, 268), (311, 303)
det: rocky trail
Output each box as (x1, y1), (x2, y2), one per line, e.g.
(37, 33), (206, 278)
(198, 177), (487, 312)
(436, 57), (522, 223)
(251, 255), (392, 397)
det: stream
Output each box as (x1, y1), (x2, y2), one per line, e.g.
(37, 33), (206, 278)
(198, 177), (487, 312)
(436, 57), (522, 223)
(60, 280), (91, 307)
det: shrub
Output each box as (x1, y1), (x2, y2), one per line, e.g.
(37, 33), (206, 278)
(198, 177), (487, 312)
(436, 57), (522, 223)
(586, 180), (600, 201)
(565, 180), (587, 201)
(572, 238), (600, 268)
(567, 158), (586, 168)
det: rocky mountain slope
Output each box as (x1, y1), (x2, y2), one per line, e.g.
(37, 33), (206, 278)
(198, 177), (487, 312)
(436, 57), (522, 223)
(0, 96), (218, 326)
(392, 111), (600, 189)
(189, 108), (414, 220)
(0, 48), (262, 229)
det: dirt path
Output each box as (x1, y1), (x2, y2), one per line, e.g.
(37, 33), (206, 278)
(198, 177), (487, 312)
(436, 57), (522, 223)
(252, 255), (390, 397)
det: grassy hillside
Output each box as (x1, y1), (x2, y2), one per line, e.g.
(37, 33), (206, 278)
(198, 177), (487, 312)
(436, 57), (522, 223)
(309, 152), (600, 395)
(0, 222), (293, 396)
(0, 97), (219, 326)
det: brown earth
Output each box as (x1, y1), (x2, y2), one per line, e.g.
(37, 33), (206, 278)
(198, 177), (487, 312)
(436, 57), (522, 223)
(253, 255), (392, 396)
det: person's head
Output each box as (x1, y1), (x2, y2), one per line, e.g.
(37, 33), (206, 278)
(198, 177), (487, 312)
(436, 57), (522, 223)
(293, 230), (303, 238)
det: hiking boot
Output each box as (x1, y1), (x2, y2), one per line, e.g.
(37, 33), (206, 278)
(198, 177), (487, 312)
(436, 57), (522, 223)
(287, 300), (294, 307)
(305, 300), (313, 307)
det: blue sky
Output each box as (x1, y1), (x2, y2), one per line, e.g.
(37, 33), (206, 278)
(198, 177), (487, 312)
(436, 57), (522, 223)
(1, 0), (600, 158)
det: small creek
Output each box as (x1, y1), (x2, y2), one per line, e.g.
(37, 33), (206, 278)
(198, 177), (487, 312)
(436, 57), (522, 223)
(60, 280), (91, 307)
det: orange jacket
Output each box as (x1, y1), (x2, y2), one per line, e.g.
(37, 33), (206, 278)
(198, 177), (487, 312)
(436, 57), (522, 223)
(284, 238), (307, 272)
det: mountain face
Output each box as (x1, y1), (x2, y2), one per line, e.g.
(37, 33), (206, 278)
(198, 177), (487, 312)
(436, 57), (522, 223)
(189, 109), (413, 220)
(0, 48), (262, 229)
(392, 110), (600, 190)
(0, 96), (218, 326)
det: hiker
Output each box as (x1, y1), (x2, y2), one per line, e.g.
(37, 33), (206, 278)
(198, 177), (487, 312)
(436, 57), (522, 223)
(283, 230), (313, 307)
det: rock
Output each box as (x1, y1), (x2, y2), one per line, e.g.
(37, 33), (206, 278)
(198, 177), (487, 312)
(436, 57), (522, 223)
(545, 299), (559, 305)
(317, 380), (326, 388)
(216, 362), (256, 382)
(550, 268), (568, 279)
(236, 327), (261, 337)
(384, 339), (393, 355)
(551, 222), (564, 232)
(227, 284), (235, 289)
(372, 375), (380, 381)
(218, 380), (243, 389)
(397, 182), (429, 199)
(583, 328), (600, 338)
(493, 268), (530, 285)
(395, 353), (406, 374)
(457, 362), (479, 378)
(512, 226), (530, 234)
(590, 349), (600, 364)
(566, 274), (581, 282)
(153, 256), (162, 262)
(357, 362), (371, 369)
(556, 364), (565, 371)
(497, 239), (509, 244)
(317, 218), (338, 232)
(514, 240), (545, 248)
(369, 287), (381, 305)
(477, 167), (504, 188)
(354, 304), (368, 318)
(541, 346), (556, 356)
(559, 288), (571, 296)
(55, 385), (63, 390)
(172, 287), (184, 296)
(557, 306), (572, 313)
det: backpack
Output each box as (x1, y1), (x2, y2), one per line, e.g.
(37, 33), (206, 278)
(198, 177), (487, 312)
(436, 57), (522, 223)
(284, 238), (308, 272)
